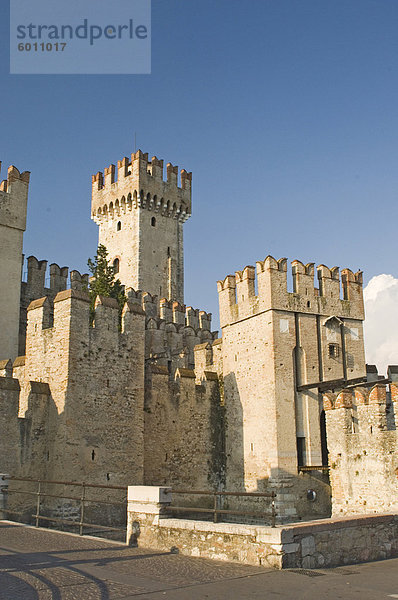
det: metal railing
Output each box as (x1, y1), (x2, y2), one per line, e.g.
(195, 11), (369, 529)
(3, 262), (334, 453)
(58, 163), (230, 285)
(166, 489), (277, 527)
(3, 476), (127, 537)
(298, 465), (330, 473)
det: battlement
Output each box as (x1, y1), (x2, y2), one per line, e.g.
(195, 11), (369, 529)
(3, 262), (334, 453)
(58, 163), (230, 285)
(149, 363), (219, 390)
(323, 379), (398, 434)
(143, 293), (217, 368)
(0, 163), (30, 231)
(0, 163), (30, 194)
(125, 288), (214, 334)
(18, 255), (90, 356)
(25, 289), (146, 351)
(158, 298), (212, 330)
(193, 339), (223, 378)
(23, 285), (217, 372)
(91, 149), (192, 224)
(217, 254), (364, 327)
(22, 255), (89, 298)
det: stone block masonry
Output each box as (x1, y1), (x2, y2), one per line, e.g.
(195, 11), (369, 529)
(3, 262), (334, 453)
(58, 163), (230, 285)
(143, 367), (224, 492)
(0, 284), (223, 517)
(127, 486), (398, 569)
(324, 379), (398, 516)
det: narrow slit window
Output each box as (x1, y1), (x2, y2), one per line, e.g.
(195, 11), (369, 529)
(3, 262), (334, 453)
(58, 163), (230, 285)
(297, 437), (306, 467)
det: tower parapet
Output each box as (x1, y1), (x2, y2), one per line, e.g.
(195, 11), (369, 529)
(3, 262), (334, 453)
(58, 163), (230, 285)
(91, 150), (191, 224)
(217, 255), (364, 328)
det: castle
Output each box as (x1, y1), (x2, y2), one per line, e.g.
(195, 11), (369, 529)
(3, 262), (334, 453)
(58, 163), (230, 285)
(1, 150), (397, 524)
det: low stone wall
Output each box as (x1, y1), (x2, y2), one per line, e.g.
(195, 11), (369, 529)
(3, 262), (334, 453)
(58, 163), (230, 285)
(126, 486), (398, 569)
(278, 513), (398, 569)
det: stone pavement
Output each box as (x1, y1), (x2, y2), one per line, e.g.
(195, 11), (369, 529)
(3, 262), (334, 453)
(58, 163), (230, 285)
(0, 521), (397, 599)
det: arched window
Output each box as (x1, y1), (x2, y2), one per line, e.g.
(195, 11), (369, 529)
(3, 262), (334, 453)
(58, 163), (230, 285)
(151, 217), (156, 227)
(113, 258), (120, 274)
(117, 221), (121, 231)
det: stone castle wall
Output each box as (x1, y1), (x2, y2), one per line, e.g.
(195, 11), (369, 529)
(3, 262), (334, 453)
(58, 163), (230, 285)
(127, 488), (398, 569)
(0, 286), (223, 516)
(13, 289), (147, 487)
(143, 366), (224, 493)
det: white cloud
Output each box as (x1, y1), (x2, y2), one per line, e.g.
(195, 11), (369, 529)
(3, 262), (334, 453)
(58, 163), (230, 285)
(364, 274), (398, 376)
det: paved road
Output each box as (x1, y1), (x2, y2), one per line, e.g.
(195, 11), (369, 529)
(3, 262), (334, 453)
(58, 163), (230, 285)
(0, 520), (397, 599)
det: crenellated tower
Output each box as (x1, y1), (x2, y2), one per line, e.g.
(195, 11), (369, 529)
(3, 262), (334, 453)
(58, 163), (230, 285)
(91, 150), (192, 304)
(217, 255), (366, 520)
(0, 163), (30, 360)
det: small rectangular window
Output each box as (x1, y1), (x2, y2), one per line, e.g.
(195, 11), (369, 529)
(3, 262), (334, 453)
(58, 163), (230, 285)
(328, 343), (339, 358)
(280, 319), (289, 333)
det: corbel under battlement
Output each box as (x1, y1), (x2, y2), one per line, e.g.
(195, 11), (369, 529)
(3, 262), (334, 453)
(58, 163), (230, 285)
(91, 149), (192, 224)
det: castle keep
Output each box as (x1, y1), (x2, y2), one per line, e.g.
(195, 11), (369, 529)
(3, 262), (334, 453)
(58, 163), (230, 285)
(0, 148), (397, 527)
(91, 150), (191, 304)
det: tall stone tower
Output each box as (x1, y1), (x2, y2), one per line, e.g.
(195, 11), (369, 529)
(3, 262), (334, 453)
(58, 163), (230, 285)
(218, 256), (366, 520)
(0, 163), (30, 360)
(91, 150), (192, 303)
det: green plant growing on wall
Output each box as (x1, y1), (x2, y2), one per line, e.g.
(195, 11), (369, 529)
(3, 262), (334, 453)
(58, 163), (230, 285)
(86, 244), (127, 326)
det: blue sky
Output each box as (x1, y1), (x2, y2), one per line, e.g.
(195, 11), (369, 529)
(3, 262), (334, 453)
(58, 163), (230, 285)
(1, 0), (398, 329)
